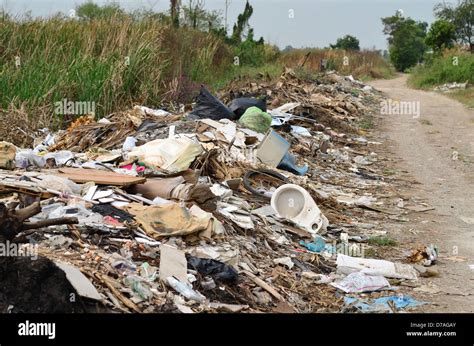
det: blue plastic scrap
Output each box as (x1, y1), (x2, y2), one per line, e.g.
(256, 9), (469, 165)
(300, 236), (326, 253)
(344, 295), (428, 312)
(277, 151), (308, 176)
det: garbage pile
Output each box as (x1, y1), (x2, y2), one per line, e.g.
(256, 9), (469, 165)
(0, 69), (428, 313)
(434, 81), (469, 92)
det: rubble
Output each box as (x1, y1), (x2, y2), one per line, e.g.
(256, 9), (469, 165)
(0, 69), (429, 313)
(434, 81), (469, 92)
(408, 244), (438, 266)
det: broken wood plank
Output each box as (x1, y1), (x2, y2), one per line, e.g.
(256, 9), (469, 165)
(242, 270), (284, 301)
(0, 184), (53, 199)
(402, 206), (435, 213)
(358, 204), (401, 215)
(96, 273), (141, 313)
(56, 168), (146, 187)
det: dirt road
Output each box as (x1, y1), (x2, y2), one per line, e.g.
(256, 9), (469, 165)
(369, 75), (474, 312)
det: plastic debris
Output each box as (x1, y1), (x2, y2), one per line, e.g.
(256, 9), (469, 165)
(166, 277), (206, 303)
(187, 256), (238, 284)
(277, 151), (308, 176)
(273, 257), (295, 269)
(300, 236), (327, 253)
(189, 86), (235, 120)
(229, 97), (267, 119)
(0, 67), (428, 314)
(128, 137), (202, 173)
(336, 254), (418, 280)
(331, 272), (391, 293)
(344, 295), (427, 312)
(238, 106), (272, 133)
(408, 244), (438, 266)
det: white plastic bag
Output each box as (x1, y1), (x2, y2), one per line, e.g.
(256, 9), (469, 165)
(331, 272), (390, 293)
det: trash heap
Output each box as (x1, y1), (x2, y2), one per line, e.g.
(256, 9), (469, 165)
(434, 81), (469, 92)
(0, 69), (427, 313)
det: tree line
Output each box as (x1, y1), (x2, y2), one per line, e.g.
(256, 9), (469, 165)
(382, 0), (473, 71)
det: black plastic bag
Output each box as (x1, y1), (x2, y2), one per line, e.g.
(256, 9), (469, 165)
(229, 97), (267, 119)
(189, 86), (235, 120)
(187, 255), (238, 284)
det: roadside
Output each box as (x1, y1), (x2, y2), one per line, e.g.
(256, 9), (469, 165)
(447, 88), (474, 109)
(369, 74), (474, 312)
(1, 70), (472, 314)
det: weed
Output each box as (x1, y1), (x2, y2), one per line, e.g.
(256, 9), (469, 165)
(368, 236), (398, 246)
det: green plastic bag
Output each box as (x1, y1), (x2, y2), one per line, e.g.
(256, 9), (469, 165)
(238, 106), (272, 133)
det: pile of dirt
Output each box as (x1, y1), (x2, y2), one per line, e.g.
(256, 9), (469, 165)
(0, 256), (86, 313)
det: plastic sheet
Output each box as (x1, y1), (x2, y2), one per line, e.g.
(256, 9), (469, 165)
(189, 86), (235, 120)
(238, 107), (272, 133)
(187, 256), (238, 284)
(229, 97), (266, 119)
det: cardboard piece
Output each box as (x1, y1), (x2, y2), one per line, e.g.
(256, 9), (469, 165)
(55, 261), (103, 301)
(159, 244), (189, 284)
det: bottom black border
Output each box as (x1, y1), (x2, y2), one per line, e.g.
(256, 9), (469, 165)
(0, 313), (472, 345)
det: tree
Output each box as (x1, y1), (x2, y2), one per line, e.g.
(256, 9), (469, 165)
(425, 19), (457, 52)
(435, 0), (474, 53)
(181, 0), (222, 31)
(226, 1), (266, 66)
(231, 0), (253, 43)
(234, 29), (265, 66)
(0, 9), (10, 21)
(330, 35), (360, 51)
(183, 0), (204, 29)
(76, 1), (124, 20)
(170, 0), (180, 27)
(382, 12), (428, 71)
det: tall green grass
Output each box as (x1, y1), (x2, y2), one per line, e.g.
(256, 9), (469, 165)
(408, 50), (474, 88)
(0, 14), (397, 137)
(0, 15), (234, 124)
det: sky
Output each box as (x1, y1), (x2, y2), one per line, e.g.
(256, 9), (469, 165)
(1, 0), (445, 50)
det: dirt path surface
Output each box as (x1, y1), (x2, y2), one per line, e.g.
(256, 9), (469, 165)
(369, 75), (474, 312)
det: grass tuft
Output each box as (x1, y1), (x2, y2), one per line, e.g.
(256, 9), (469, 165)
(367, 236), (398, 246)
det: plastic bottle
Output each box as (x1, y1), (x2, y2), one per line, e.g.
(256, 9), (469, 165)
(166, 277), (206, 302)
(124, 275), (153, 300)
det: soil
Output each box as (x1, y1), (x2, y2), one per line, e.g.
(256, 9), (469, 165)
(0, 256), (87, 313)
(369, 75), (474, 312)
